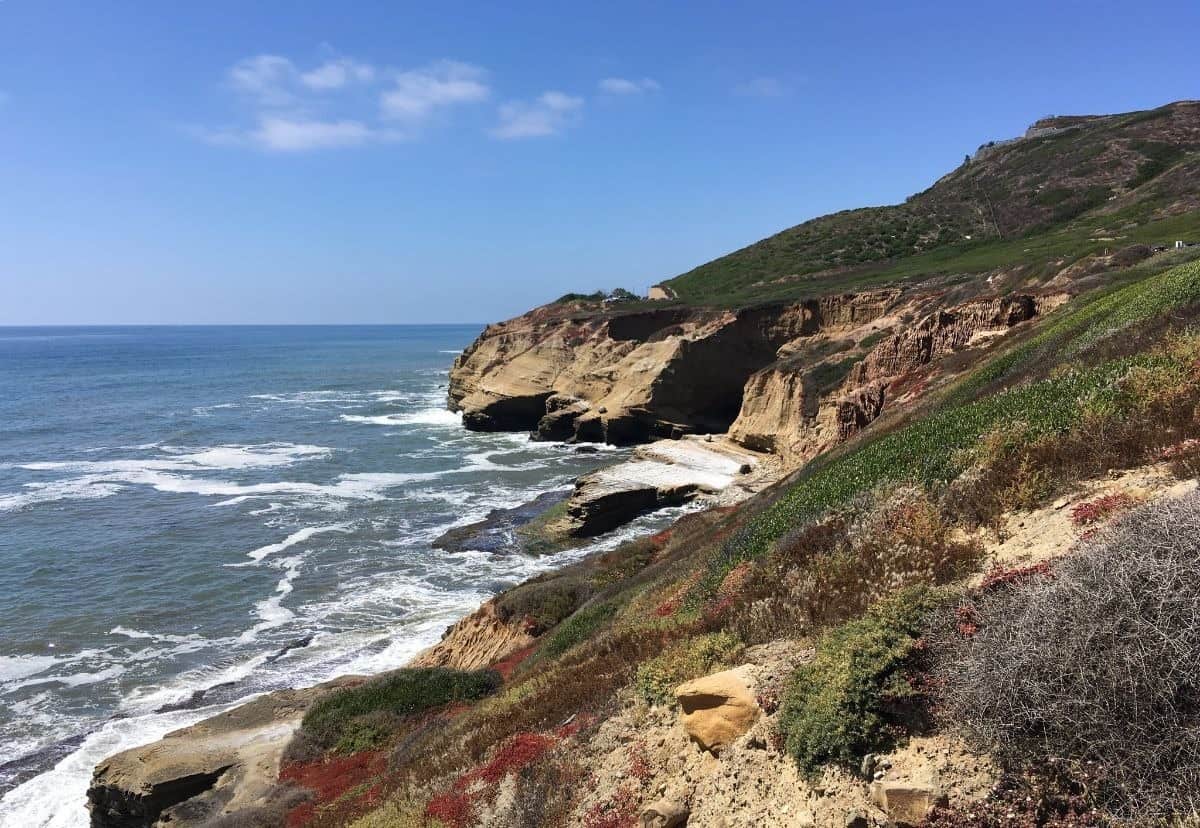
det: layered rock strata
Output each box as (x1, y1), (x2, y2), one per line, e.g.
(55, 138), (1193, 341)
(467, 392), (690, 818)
(728, 292), (1062, 464)
(448, 292), (901, 444)
(554, 437), (770, 536)
(88, 678), (359, 828)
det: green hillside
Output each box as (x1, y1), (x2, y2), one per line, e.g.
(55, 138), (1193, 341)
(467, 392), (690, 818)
(662, 101), (1200, 304)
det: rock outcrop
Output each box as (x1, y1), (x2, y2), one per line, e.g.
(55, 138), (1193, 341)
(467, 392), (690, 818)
(410, 600), (537, 671)
(869, 781), (948, 827)
(448, 292), (901, 444)
(847, 294), (1043, 387)
(554, 437), (770, 536)
(88, 679), (358, 828)
(729, 292), (1061, 464)
(451, 289), (1060, 470)
(674, 666), (762, 754)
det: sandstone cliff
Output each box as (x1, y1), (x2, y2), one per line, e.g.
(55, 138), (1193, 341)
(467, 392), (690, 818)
(729, 292), (1067, 464)
(451, 288), (1063, 469)
(448, 291), (901, 445)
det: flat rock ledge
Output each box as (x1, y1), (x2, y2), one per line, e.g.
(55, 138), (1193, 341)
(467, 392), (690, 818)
(559, 437), (776, 537)
(88, 677), (360, 828)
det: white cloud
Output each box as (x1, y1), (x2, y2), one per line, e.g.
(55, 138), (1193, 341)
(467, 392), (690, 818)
(250, 117), (381, 151)
(380, 60), (489, 122)
(490, 91), (584, 139)
(734, 76), (789, 98)
(300, 58), (375, 90)
(598, 77), (660, 95)
(228, 54), (299, 106)
(195, 117), (401, 151)
(202, 53), (493, 152)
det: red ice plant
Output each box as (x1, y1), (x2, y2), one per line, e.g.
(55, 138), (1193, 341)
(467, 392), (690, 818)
(424, 731), (559, 827)
(979, 560), (1054, 592)
(582, 785), (640, 828)
(1070, 492), (1138, 527)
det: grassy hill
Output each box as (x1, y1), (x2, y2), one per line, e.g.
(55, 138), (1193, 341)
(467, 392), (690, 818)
(663, 101), (1200, 305)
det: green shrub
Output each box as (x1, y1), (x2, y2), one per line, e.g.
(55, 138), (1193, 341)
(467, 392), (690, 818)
(858, 329), (891, 350)
(539, 602), (617, 658)
(777, 586), (946, 774)
(496, 575), (591, 634)
(634, 631), (743, 705)
(302, 667), (501, 753)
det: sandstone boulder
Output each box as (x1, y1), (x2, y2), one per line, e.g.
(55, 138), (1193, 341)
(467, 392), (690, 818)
(869, 780), (947, 827)
(674, 666), (761, 754)
(640, 797), (689, 828)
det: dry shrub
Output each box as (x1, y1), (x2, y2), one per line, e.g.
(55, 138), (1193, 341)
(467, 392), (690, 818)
(729, 485), (981, 644)
(924, 771), (1101, 827)
(931, 492), (1200, 819)
(501, 753), (588, 827)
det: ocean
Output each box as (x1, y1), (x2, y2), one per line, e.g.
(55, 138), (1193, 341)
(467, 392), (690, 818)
(0, 326), (677, 827)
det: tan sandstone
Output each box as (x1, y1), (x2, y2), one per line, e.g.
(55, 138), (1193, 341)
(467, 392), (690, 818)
(674, 666), (762, 754)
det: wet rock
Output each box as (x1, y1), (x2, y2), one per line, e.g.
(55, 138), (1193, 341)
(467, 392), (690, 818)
(433, 489), (571, 554)
(461, 391), (553, 432)
(560, 438), (759, 537)
(533, 394), (589, 441)
(88, 679), (358, 828)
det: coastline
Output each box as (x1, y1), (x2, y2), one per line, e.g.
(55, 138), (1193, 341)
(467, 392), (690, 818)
(1, 442), (723, 827)
(63, 270), (1064, 826)
(76, 428), (783, 827)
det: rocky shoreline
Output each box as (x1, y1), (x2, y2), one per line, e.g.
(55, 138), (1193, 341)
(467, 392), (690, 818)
(83, 282), (1063, 827)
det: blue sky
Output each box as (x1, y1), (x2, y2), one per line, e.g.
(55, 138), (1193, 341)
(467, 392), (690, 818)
(1, 0), (1197, 324)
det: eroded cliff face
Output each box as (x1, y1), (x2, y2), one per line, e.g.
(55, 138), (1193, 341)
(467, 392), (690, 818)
(451, 288), (1064, 469)
(728, 293), (1065, 464)
(448, 291), (901, 445)
(409, 600), (536, 672)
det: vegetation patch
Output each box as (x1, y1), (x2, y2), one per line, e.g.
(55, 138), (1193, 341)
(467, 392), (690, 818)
(694, 262), (1200, 599)
(496, 574), (592, 635)
(280, 749), (388, 827)
(1069, 491), (1139, 526)
(633, 630), (743, 705)
(931, 493), (1200, 819)
(301, 668), (501, 754)
(539, 602), (618, 658)
(728, 486), (982, 643)
(776, 586), (945, 774)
